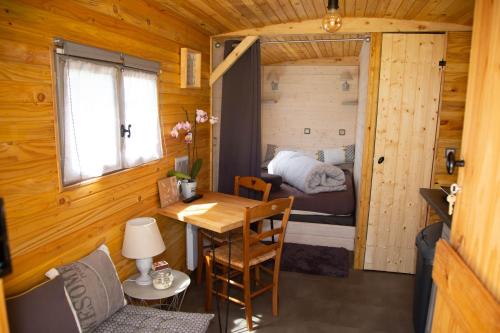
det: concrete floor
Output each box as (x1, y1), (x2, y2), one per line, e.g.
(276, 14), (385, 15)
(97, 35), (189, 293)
(182, 269), (415, 333)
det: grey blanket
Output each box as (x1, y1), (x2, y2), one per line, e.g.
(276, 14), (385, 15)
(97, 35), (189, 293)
(268, 151), (346, 194)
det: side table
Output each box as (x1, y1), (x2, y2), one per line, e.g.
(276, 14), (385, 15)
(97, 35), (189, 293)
(123, 269), (190, 311)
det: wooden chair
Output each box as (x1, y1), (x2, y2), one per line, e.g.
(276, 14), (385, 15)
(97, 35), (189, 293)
(204, 196), (294, 331)
(196, 176), (272, 284)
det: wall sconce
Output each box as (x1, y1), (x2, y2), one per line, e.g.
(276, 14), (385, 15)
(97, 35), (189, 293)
(267, 71), (280, 91)
(340, 71), (353, 91)
(271, 81), (279, 91)
(342, 81), (350, 91)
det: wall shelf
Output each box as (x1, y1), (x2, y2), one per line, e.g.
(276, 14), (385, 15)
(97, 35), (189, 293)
(342, 100), (358, 106)
(262, 98), (279, 104)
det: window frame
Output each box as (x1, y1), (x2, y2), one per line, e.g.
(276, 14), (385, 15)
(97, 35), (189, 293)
(52, 39), (165, 190)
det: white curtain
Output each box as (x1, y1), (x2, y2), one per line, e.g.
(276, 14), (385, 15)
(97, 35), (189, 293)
(62, 59), (122, 185)
(121, 69), (163, 168)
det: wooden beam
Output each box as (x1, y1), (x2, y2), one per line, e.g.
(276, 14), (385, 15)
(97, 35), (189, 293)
(432, 240), (500, 332)
(209, 36), (259, 86)
(215, 17), (472, 37)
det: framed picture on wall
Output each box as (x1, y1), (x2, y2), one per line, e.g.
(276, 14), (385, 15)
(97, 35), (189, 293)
(180, 48), (201, 89)
(157, 177), (180, 208)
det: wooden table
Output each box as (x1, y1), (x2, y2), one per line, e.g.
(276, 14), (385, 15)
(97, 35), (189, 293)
(123, 270), (190, 311)
(157, 191), (262, 333)
(419, 188), (452, 228)
(157, 191), (261, 233)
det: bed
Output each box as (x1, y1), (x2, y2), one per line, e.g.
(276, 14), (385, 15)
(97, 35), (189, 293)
(261, 164), (356, 250)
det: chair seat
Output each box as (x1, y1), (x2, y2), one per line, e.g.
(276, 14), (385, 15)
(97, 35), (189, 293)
(200, 228), (256, 244)
(208, 239), (276, 270)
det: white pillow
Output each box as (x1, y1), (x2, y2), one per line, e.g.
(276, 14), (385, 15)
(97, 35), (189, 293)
(276, 146), (317, 159)
(320, 147), (346, 164)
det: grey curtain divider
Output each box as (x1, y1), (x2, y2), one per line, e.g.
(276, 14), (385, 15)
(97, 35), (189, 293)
(53, 38), (161, 73)
(218, 40), (261, 195)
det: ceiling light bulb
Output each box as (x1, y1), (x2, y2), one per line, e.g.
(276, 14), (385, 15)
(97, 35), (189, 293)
(322, 0), (342, 33)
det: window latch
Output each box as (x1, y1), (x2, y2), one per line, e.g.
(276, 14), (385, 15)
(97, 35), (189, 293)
(121, 124), (132, 138)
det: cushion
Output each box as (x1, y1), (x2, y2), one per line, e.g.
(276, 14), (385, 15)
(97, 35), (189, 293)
(6, 276), (80, 333)
(260, 172), (282, 192)
(46, 245), (126, 333)
(94, 305), (214, 333)
(262, 144), (319, 168)
(317, 145), (356, 164)
(345, 144), (355, 162)
(277, 146), (317, 159)
(318, 147), (346, 164)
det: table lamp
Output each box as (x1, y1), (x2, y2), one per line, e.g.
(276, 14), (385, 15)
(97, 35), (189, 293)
(122, 217), (166, 286)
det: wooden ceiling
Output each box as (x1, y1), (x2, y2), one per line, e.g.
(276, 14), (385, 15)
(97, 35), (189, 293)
(151, 0), (474, 64)
(261, 34), (364, 64)
(152, 0), (474, 35)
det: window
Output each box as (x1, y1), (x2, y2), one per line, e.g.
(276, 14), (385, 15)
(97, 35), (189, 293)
(54, 39), (163, 186)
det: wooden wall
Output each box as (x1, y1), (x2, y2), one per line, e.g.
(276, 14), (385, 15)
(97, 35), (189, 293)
(428, 31), (472, 223)
(261, 63), (359, 153)
(0, 0), (210, 296)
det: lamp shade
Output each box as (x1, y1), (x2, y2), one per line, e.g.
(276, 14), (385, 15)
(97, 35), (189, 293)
(122, 217), (166, 259)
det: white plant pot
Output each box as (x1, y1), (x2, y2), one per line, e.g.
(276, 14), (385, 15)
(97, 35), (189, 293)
(180, 180), (197, 199)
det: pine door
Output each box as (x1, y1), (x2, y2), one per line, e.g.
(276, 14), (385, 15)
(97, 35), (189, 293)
(364, 33), (446, 273)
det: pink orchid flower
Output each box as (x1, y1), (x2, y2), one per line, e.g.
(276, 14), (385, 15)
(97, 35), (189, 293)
(209, 116), (219, 124)
(184, 132), (193, 144)
(196, 109), (208, 123)
(175, 122), (184, 131)
(170, 127), (179, 138)
(182, 121), (192, 131)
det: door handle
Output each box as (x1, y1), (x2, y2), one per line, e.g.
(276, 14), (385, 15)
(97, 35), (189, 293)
(377, 156), (385, 164)
(446, 151), (465, 175)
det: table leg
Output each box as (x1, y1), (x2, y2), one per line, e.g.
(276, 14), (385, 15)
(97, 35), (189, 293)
(177, 288), (187, 311)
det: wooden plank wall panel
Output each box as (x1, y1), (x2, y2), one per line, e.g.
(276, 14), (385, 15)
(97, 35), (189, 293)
(261, 64), (359, 152)
(428, 32), (472, 224)
(0, 0), (210, 297)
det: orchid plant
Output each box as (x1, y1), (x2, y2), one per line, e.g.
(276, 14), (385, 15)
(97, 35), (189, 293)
(168, 108), (218, 181)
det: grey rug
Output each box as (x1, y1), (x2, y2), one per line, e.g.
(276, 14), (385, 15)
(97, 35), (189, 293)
(279, 243), (349, 277)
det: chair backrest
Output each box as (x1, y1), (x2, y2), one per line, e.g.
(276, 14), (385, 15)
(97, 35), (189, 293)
(242, 197), (294, 268)
(234, 176), (272, 202)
